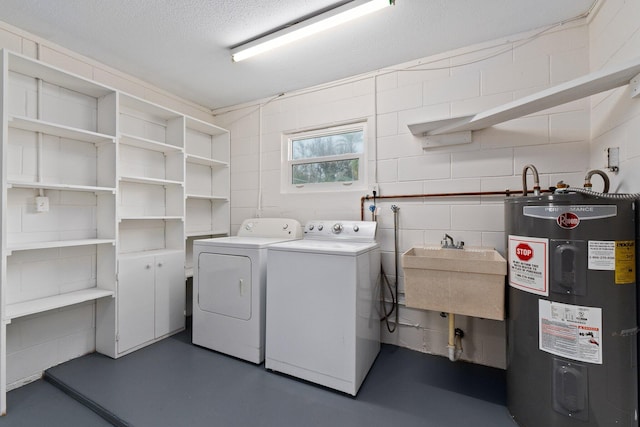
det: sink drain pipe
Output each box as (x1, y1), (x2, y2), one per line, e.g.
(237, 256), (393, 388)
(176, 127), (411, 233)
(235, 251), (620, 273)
(447, 314), (464, 362)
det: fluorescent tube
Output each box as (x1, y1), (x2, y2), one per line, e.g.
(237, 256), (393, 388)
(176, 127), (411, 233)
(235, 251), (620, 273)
(231, 0), (394, 62)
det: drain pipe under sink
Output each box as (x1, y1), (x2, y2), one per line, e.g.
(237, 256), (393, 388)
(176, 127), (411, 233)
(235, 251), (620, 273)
(447, 313), (463, 362)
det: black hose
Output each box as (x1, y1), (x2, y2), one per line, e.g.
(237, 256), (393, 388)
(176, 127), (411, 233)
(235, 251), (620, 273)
(380, 265), (397, 333)
(379, 205), (400, 333)
(393, 205), (399, 330)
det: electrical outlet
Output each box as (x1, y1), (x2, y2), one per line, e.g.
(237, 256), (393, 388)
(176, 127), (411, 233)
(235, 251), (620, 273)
(35, 196), (49, 213)
(606, 147), (619, 173)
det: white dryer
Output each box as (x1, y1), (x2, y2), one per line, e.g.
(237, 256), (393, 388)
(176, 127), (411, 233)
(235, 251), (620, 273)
(265, 220), (380, 395)
(193, 218), (302, 363)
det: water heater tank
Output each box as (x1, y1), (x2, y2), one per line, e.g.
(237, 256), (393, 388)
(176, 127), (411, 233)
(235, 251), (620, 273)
(505, 192), (638, 426)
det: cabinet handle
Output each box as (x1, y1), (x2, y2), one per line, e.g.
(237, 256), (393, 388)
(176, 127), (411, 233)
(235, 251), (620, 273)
(239, 279), (244, 296)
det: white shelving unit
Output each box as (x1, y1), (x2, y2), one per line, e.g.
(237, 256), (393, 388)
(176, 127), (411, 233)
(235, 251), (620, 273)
(184, 117), (230, 277)
(408, 56), (640, 147)
(0, 49), (231, 414)
(0, 49), (118, 414)
(96, 93), (187, 358)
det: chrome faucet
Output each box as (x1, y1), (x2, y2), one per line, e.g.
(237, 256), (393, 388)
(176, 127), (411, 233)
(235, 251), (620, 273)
(441, 234), (464, 249)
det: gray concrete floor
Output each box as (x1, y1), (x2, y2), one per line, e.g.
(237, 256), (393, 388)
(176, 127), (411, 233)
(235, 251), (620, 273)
(1, 327), (516, 427)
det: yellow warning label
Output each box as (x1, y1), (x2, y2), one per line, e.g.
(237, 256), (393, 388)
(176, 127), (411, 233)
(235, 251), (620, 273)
(615, 240), (636, 284)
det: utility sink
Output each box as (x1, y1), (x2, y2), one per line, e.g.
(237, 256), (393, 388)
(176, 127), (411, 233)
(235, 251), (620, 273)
(402, 246), (507, 320)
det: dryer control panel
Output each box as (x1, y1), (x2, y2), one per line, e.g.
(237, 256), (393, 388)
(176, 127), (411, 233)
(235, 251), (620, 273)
(237, 218), (303, 238)
(303, 220), (377, 242)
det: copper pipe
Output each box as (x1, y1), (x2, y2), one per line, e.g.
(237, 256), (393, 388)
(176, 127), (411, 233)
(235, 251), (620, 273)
(359, 189), (551, 220)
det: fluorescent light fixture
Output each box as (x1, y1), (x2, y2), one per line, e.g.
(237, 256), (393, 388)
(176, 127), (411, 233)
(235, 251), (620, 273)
(231, 0), (395, 62)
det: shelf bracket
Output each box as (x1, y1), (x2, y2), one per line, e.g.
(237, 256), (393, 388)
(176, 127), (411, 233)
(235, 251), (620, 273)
(422, 131), (472, 149)
(631, 73), (640, 99)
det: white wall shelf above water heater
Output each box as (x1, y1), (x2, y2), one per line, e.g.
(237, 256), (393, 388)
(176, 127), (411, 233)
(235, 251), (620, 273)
(408, 56), (640, 148)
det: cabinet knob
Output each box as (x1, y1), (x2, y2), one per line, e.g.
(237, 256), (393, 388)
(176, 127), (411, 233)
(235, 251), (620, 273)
(158, 263), (163, 267)
(145, 264), (151, 269)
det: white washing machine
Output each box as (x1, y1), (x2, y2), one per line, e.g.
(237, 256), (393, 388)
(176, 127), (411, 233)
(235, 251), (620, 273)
(265, 220), (380, 395)
(193, 218), (302, 363)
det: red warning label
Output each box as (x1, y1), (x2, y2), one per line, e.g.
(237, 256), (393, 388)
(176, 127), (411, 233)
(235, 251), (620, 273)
(509, 235), (549, 296)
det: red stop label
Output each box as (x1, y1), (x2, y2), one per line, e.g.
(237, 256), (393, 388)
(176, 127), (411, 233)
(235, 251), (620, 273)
(515, 243), (533, 261)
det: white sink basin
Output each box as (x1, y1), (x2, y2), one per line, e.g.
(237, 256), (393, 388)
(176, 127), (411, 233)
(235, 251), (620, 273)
(401, 246), (507, 320)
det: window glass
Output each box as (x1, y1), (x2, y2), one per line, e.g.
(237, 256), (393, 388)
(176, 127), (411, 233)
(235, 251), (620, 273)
(283, 123), (366, 192)
(292, 159), (359, 184)
(291, 131), (363, 160)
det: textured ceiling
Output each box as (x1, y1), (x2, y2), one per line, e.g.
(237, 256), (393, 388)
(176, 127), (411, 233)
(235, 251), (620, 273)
(0, 0), (595, 110)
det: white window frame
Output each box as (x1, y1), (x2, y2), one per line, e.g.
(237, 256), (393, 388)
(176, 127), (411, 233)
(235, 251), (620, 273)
(281, 121), (368, 193)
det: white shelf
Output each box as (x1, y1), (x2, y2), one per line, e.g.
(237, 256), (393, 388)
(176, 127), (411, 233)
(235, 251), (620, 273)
(8, 181), (116, 193)
(5, 288), (114, 321)
(185, 116), (228, 136)
(120, 93), (183, 121)
(119, 133), (183, 153)
(408, 56), (640, 137)
(8, 115), (115, 144)
(8, 51), (114, 98)
(118, 248), (184, 260)
(7, 238), (115, 253)
(119, 216), (184, 221)
(186, 194), (228, 201)
(185, 230), (228, 237)
(119, 176), (183, 186)
(185, 154), (228, 167)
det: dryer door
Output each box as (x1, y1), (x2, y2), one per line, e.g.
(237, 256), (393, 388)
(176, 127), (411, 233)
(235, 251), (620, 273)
(197, 253), (252, 320)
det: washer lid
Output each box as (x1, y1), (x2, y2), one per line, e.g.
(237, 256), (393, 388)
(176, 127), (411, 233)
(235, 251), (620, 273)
(268, 239), (379, 256)
(193, 236), (298, 249)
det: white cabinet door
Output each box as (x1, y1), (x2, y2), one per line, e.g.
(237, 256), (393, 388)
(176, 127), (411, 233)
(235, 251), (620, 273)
(155, 252), (185, 337)
(117, 256), (155, 353)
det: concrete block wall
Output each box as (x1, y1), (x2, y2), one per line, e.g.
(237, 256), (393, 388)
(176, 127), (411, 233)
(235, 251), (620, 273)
(588, 0), (640, 191)
(214, 20), (594, 369)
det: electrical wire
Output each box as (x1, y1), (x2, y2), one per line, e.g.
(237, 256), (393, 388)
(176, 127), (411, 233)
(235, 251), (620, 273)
(211, 11), (589, 117)
(565, 186), (640, 200)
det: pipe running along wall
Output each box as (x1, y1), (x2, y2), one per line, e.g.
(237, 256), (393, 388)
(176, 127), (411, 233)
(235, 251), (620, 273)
(359, 189), (544, 220)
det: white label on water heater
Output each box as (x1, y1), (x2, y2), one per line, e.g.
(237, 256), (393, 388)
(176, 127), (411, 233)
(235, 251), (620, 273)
(539, 300), (603, 364)
(508, 235), (549, 296)
(588, 241), (615, 270)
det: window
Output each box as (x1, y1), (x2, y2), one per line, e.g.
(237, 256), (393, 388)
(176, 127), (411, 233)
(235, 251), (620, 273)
(282, 122), (366, 192)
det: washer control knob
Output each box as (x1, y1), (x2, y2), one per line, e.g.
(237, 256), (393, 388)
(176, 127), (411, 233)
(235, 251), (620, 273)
(282, 223), (289, 230)
(308, 224), (314, 231)
(318, 224), (324, 231)
(245, 222), (254, 231)
(332, 223), (343, 234)
(353, 225), (359, 232)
